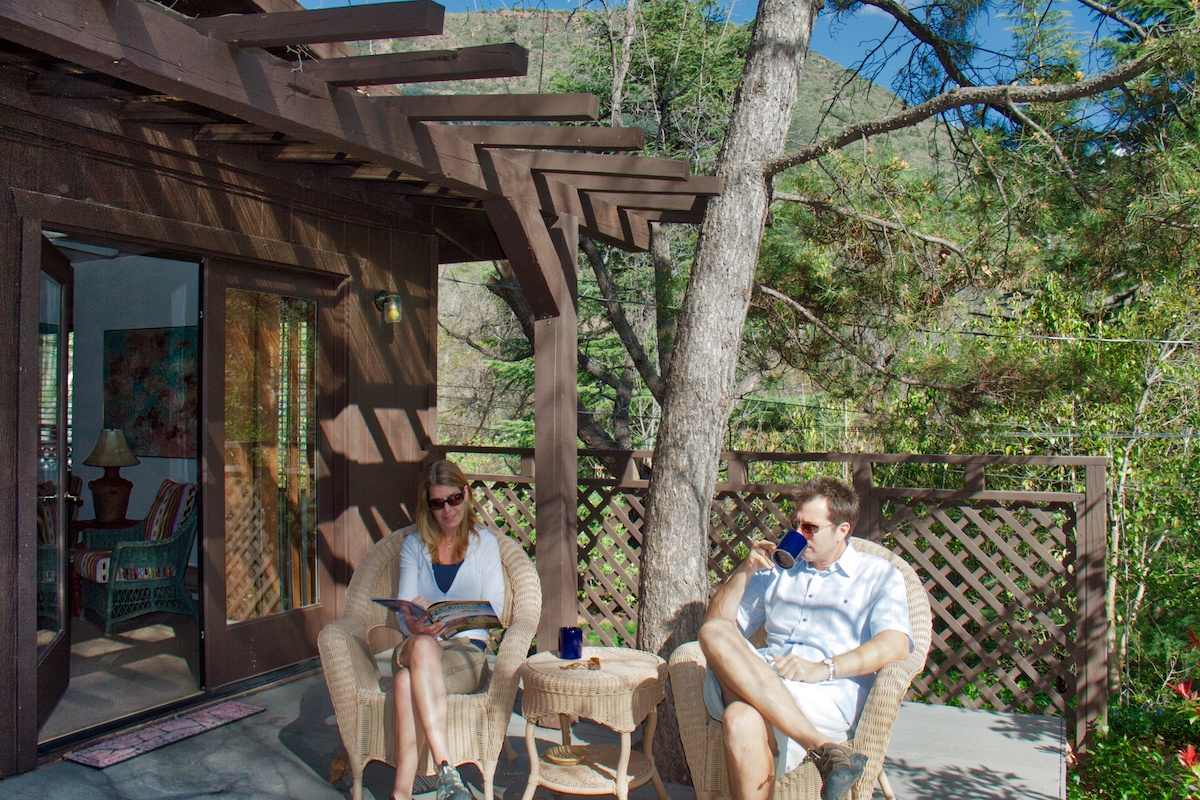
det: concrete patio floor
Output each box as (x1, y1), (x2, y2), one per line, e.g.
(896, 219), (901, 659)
(0, 670), (1065, 800)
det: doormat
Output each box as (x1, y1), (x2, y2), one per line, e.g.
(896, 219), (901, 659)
(64, 700), (265, 768)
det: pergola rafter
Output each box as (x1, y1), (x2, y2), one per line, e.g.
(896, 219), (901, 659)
(0, 0), (718, 271)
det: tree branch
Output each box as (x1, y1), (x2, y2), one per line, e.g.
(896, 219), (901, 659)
(1002, 99), (1096, 202)
(774, 191), (967, 257)
(581, 238), (666, 399)
(1074, 0), (1148, 40)
(858, 0), (977, 90)
(755, 283), (974, 394)
(767, 50), (1158, 176)
(486, 259), (622, 391)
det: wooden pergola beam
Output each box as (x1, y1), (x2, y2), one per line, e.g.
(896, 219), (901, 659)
(327, 165), (436, 182)
(624, 208), (706, 224)
(268, 144), (366, 163)
(0, 0), (692, 254)
(308, 44), (529, 87)
(445, 124), (645, 152)
(0, 0), (492, 193)
(533, 173), (722, 195)
(504, 150), (690, 178)
(187, 0), (445, 47)
(578, 191), (711, 212)
(373, 93), (599, 122)
(482, 196), (566, 319)
(195, 124), (303, 143)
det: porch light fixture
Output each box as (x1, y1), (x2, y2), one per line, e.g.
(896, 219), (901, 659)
(374, 291), (403, 325)
(83, 428), (140, 523)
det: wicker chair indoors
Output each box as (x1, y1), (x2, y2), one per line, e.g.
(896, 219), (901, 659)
(74, 479), (198, 635)
(318, 526), (541, 800)
(669, 537), (933, 800)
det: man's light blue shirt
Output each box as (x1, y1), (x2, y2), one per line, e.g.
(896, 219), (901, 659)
(737, 541), (912, 728)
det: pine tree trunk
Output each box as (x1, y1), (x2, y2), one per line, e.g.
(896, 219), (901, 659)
(637, 0), (818, 783)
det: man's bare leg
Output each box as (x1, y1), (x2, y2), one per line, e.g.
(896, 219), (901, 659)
(721, 701), (776, 800)
(698, 618), (825, 751)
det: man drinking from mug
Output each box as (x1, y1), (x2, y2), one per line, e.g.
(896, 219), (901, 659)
(698, 477), (912, 800)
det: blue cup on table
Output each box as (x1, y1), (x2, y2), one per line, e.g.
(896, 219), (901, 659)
(559, 626), (583, 660)
(772, 529), (807, 570)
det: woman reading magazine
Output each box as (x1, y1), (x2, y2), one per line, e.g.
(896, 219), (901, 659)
(389, 459), (505, 800)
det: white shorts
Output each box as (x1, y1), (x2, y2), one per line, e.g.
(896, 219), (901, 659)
(702, 637), (851, 773)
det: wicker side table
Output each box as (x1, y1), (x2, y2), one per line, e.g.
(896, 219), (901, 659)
(518, 646), (670, 800)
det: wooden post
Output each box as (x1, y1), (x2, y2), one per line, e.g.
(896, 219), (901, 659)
(1076, 461), (1108, 751)
(851, 459), (880, 540)
(533, 212), (579, 649)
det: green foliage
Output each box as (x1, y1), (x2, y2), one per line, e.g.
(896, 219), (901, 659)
(551, 0), (750, 164)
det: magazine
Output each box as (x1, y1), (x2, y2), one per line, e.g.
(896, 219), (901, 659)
(373, 597), (501, 638)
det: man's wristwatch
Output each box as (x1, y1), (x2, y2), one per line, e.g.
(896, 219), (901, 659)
(823, 657), (837, 681)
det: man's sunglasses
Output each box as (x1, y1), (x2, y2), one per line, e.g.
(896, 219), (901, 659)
(428, 492), (466, 512)
(791, 522), (833, 537)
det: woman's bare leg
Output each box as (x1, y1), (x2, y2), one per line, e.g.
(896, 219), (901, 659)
(398, 635), (453, 764)
(391, 667), (420, 800)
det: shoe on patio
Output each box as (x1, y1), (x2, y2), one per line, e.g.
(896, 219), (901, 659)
(807, 742), (868, 800)
(435, 761), (472, 800)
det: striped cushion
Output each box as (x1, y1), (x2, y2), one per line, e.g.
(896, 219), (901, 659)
(76, 548), (112, 583)
(75, 548), (176, 583)
(143, 480), (196, 542)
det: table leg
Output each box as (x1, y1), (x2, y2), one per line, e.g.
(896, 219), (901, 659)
(614, 730), (632, 800)
(520, 719), (540, 800)
(559, 713), (571, 746)
(642, 708), (669, 800)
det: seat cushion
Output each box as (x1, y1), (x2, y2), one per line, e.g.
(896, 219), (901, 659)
(75, 547), (176, 582)
(75, 548), (112, 583)
(143, 480), (196, 541)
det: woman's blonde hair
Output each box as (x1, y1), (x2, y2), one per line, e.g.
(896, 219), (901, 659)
(415, 459), (479, 562)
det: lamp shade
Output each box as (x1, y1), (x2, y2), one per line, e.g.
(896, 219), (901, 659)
(83, 429), (141, 468)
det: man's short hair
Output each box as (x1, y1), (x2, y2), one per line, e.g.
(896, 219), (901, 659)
(792, 476), (860, 530)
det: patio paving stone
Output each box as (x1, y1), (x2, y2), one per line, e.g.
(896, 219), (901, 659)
(0, 671), (1064, 800)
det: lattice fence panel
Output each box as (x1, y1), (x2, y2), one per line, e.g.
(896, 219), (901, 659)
(882, 499), (1074, 715)
(224, 479), (282, 621)
(470, 479), (535, 552)
(576, 485), (647, 646)
(708, 490), (795, 583)
(459, 468), (1085, 717)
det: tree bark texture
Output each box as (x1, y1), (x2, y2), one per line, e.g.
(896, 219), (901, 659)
(637, 0), (817, 782)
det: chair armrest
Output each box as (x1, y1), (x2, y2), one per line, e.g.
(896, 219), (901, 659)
(484, 613), (537, 741)
(82, 522), (147, 548)
(849, 658), (914, 796)
(669, 640), (713, 791)
(319, 619), (385, 757)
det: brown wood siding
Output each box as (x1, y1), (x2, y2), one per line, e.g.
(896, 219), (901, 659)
(0, 66), (438, 775)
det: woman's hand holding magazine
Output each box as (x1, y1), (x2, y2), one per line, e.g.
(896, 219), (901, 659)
(374, 595), (501, 638)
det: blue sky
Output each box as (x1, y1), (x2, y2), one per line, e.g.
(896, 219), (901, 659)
(301, 0), (1118, 92)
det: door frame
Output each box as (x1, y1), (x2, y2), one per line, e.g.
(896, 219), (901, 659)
(200, 258), (345, 689)
(4, 194), (350, 776)
(35, 235), (74, 728)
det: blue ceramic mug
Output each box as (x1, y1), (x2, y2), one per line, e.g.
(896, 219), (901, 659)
(772, 529), (807, 569)
(559, 626), (584, 660)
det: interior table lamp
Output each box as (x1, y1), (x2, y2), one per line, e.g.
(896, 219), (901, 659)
(83, 428), (140, 524)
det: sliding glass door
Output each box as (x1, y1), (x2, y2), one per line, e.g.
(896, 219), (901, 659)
(201, 261), (339, 688)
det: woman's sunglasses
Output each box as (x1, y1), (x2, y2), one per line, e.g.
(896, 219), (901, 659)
(428, 491), (466, 512)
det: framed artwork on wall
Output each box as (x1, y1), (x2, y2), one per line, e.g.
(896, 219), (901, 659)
(103, 326), (199, 459)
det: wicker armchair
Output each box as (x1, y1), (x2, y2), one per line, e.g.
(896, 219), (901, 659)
(74, 479), (198, 634)
(669, 537), (932, 800)
(318, 527), (541, 800)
